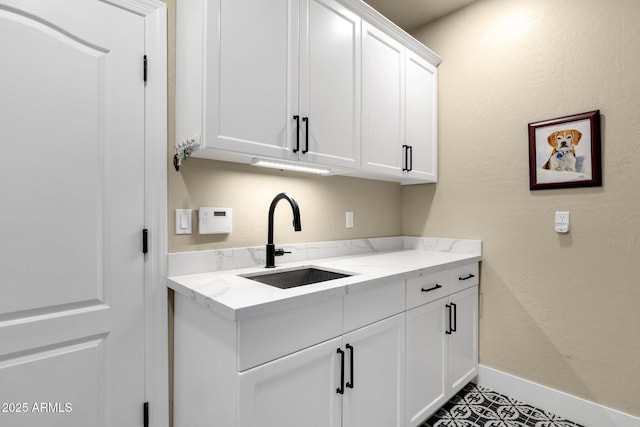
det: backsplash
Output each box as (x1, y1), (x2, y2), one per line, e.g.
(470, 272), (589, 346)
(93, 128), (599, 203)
(167, 236), (481, 276)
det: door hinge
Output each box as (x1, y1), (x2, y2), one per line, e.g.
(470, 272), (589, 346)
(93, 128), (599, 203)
(143, 55), (148, 82)
(143, 401), (149, 427)
(142, 229), (149, 254)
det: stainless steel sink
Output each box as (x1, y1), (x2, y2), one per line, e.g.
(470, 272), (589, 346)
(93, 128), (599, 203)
(241, 267), (352, 289)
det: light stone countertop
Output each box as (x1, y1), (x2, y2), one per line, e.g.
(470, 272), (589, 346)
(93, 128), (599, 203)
(168, 248), (482, 321)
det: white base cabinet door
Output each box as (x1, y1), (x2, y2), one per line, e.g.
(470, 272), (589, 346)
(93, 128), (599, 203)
(406, 298), (448, 427)
(343, 314), (406, 427)
(237, 337), (342, 427)
(448, 286), (479, 395)
(405, 285), (478, 426)
(238, 315), (405, 427)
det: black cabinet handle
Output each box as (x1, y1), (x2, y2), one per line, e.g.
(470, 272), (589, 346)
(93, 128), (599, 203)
(421, 284), (442, 293)
(302, 117), (309, 153)
(402, 145), (409, 172)
(459, 273), (475, 281)
(346, 344), (354, 389)
(451, 302), (457, 333)
(445, 303), (452, 335)
(402, 145), (413, 172)
(336, 348), (345, 394)
(142, 229), (148, 254)
(293, 115), (300, 153)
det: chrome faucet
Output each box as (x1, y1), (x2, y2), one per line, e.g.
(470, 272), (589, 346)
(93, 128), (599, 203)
(266, 193), (302, 268)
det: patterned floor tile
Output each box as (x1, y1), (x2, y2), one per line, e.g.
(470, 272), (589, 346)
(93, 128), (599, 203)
(420, 383), (585, 427)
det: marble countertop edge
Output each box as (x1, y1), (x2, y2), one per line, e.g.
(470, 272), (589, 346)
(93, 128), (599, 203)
(168, 248), (482, 321)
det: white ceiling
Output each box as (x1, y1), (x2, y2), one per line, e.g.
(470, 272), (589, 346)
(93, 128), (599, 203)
(362, 0), (478, 31)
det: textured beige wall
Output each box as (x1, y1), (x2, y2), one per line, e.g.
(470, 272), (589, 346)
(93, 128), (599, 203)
(407, 0), (640, 416)
(165, 0), (402, 254)
(168, 159), (402, 252)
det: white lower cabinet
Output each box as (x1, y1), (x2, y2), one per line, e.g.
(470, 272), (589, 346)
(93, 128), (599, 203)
(173, 263), (478, 427)
(406, 285), (479, 427)
(237, 337), (342, 427)
(406, 296), (448, 426)
(343, 314), (405, 427)
(238, 314), (405, 427)
(448, 286), (479, 394)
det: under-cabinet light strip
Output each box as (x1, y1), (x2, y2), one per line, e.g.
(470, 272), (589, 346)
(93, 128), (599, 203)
(251, 159), (331, 175)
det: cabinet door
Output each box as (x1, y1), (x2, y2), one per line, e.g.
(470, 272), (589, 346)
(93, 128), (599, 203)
(342, 314), (405, 427)
(203, 0), (298, 160)
(404, 51), (438, 182)
(299, 0), (361, 168)
(406, 298), (448, 427)
(237, 337), (341, 427)
(361, 22), (404, 176)
(448, 286), (479, 396)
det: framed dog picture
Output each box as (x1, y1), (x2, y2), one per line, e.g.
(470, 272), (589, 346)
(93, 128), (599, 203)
(528, 110), (602, 190)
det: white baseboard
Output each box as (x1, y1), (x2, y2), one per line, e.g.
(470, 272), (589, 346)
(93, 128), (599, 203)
(476, 365), (640, 427)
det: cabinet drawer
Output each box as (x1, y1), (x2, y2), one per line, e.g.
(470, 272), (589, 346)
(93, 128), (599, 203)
(406, 270), (449, 310)
(449, 263), (479, 292)
(343, 279), (405, 333)
(237, 297), (342, 371)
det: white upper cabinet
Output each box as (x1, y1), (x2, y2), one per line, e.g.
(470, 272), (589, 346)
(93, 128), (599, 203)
(361, 22), (405, 177)
(177, 0), (297, 161)
(404, 51), (438, 183)
(176, 0), (441, 182)
(299, 0), (361, 168)
(362, 23), (438, 183)
(213, 0), (297, 160)
(176, 0), (360, 169)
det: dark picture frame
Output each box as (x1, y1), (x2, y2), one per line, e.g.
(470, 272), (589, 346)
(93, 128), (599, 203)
(528, 110), (601, 190)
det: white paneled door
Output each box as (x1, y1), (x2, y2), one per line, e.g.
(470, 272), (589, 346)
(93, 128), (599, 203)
(0, 1), (150, 425)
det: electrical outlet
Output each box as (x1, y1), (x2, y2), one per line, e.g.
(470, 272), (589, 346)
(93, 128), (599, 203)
(555, 211), (570, 233)
(346, 211), (354, 229)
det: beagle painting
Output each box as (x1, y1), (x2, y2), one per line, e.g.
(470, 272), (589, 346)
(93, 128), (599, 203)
(542, 129), (582, 171)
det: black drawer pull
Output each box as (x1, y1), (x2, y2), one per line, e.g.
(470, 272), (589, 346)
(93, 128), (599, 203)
(421, 284), (442, 293)
(459, 273), (475, 281)
(445, 304), (452, 335)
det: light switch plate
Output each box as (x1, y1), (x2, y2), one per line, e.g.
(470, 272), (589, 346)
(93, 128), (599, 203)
(175, 209), (192, 234)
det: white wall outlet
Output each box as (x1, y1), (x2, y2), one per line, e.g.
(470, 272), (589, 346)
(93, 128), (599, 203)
(346, 211), (354, 229)
(175, 209), (192, 235)
(555, 211), (570, 233)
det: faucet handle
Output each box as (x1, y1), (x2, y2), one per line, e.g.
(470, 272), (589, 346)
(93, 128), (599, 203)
(274, 248), (291, 257)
